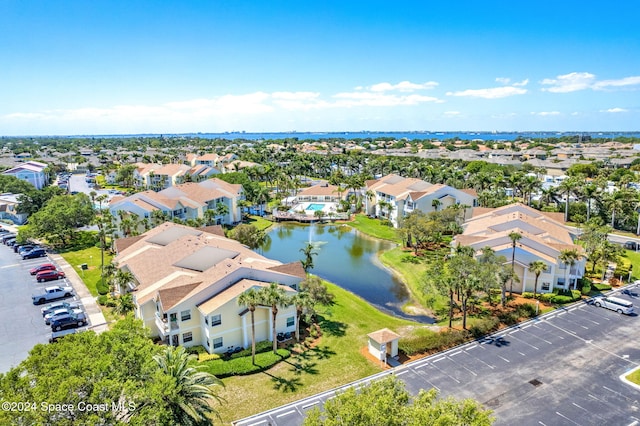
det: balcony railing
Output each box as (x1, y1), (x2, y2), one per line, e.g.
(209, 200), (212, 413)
(155, 314), (179, 336)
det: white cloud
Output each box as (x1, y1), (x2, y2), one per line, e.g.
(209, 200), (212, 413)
(601, 107), (628, 113)
(531, 111), (561, 116)
(513, 79), (529, 87)
(496, 77), (511, 85)
(593, 76), (640, 90)
(540, 72), (595, 93)
(367, 81), (438, 92)
(540, 72), (640, 93)
(332, 91), (442, 107)
(446, 86), (527, 99)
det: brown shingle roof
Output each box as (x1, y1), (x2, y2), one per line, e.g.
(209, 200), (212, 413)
(367, 328), (400, 343)
(114, 235), (145, 253)
(158, 281), (202, 310)
(267, 261), (307, 279)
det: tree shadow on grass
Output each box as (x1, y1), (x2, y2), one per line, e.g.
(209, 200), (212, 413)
(307, 345), (336, 360)
(284, 359), (319, 376)
(317, 315), (348, 337)
(262, 371), (303, 393)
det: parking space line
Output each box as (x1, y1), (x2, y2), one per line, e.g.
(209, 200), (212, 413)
(275, 410), (296, 418)
(0, 263), (20, 269)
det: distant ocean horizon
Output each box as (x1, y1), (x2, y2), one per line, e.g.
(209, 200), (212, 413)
(17, 130), (640, 141)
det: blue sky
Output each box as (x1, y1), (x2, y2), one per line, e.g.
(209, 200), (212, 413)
(1, 1), (639, 135)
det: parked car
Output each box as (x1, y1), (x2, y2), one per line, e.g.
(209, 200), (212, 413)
(17, 244), (37, 254)
(624, 241), (638, 250)
(592, 296), (634, 314)
(0, 233), (16, 243)
(50, 313), (87, 332)
(22, 248), (47, 259)
(41, 300), (81, 317)
(36, 270), (66, 282)
(30, 263), (57, 275)
(44, 307), (85, 325)
(49, 328), (82, 343)
(32, 285), (75, 305)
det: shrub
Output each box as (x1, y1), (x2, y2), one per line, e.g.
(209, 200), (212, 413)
(522, 292), (534, 299)
(515, 303), (537, 318)
(203, 349), (290, 377)
(401, 254), (421, 264)
(198, 353), (221, 362)
(97, 295), (108, 306)
(96, 279), (109, 295)
(185, 345), (207, 355)
(468, 317), (500, 338)
(581, 284), (591, 295)
(550, 295), (574, 304)
(497, 311), (519, 325)
(379, 219), (393, 227)
(539, 293), (554, 302)
(593, 283), (612, 291)
(398, 329), (467, 355)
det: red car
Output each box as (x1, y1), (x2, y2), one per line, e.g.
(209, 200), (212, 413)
(36, 270), (66, 283)
(30, 264), (57, 276)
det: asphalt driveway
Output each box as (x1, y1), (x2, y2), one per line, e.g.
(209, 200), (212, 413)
(236, 289), (640, 426)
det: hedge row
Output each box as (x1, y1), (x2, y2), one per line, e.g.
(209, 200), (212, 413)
(203, 348), (291, 377)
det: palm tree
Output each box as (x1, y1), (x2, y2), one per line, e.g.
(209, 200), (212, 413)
(558, 177), (580, 222)
(431, 199), (442, 211)
(113, 293), (134, 316)
(300, 242), (317, 272)
(559, 248), (580, 290)
(257, 282), (289, 354)
(508, 231), (522, 297)
(153, 346), (225, 425)
(290, 292), (315, 342)
(237, 288), (261, 365)
(528, 260), (547, 299)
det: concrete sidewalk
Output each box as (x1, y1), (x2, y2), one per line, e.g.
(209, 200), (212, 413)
(49, 253), (109, 334)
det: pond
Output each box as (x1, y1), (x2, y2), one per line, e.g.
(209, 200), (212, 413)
(261, 223), (435, 323)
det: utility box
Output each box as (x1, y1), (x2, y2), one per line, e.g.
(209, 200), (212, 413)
(80, 263), (88, 270)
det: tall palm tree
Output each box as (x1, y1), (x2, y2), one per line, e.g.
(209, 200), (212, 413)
(153, 346), (224, 425)
(237, 288), (261, 365)
(508, 231), (522, 297)
(257, 282), (289, 354)
(558, 177), (579, 222)
(559, 248), (580, 290)
(300, 242), (317, 272)
(290, 291), (315, 342)
(528, 260), (547, 299)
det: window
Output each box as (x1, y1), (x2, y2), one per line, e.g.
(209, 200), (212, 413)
(183, 332), (193, 343)
(542, 282), (550, 291)
(181, 310), (191, 321)
(211, 314), (221, 326)
(286, 316), (295, 327)
(213, 337), (223, 349)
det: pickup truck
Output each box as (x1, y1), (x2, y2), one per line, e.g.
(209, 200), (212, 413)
(44, 308), (85, 325)
(32, 285), (75, 305)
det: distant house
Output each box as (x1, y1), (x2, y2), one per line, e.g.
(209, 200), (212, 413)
(113, 222), (305, 353)
(133, 163), (192, 190)
(452, 203), (586, 293)
(2, 161), (49, 190)
(295, 183), (347, 203)
(0, 193), (28, 224)
(364, 174), (478, 228)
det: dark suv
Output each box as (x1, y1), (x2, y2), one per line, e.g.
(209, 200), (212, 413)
(22, 248), (46, 260)
(50, 313), (86, 332)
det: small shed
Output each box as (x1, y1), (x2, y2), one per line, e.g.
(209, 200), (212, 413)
(367, 328), (400, 361)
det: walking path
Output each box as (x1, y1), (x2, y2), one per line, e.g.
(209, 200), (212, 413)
(49, 254), (109, 334)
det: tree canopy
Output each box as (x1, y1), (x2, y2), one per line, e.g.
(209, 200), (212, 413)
(303, 376), (493, 426)
(0, 318), (224, 426)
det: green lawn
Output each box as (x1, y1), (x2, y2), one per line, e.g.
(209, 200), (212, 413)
(246, 215), (274, 232)
(59, 246), (112, 296)
(216, 280), (421, 423)
(348, 214), (401, 243)
(626, 367), (640, 385)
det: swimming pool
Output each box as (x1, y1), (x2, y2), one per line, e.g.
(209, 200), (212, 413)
(306, 203), (325, 211)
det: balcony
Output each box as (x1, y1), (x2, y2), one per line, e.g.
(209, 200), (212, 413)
(155, 314), (179, 336)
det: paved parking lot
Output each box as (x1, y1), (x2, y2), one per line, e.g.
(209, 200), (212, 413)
(236, 290), (640, 426)
(0, 239), (87, 373)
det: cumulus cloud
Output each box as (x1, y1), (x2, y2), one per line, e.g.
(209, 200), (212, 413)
(601, 107), (628, 113)
(541, 72), (640, 93)
(496, 78), (528, 87)
(540, 72), (595, 93)
(367, 81), (438, 92)
(446, 86), (527, 99)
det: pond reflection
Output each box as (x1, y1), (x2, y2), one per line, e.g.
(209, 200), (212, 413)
(262, 223), (434, 323)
